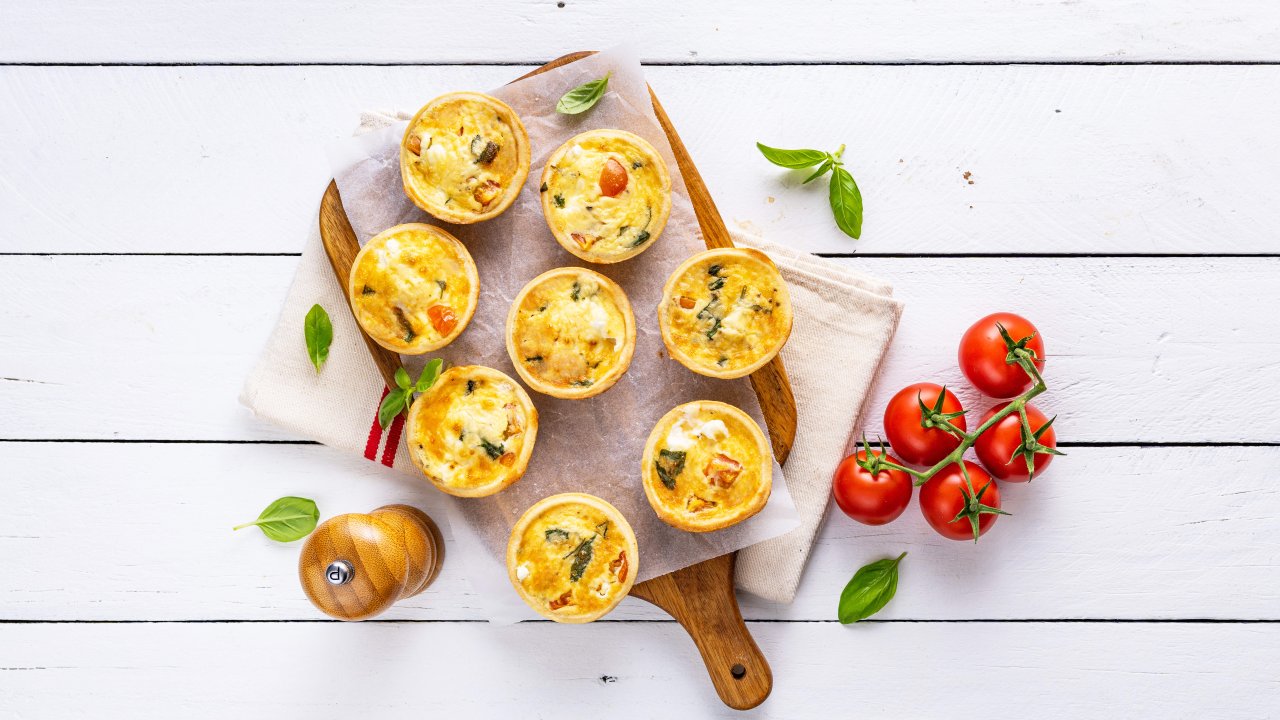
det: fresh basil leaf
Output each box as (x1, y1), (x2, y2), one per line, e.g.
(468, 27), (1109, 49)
(233, 496), (319, 543)
(556, 73), (610, 115)
(478, 437), (505, 460)
(303, 304), (333, 373)
(655, 449), (686, 490)
(378, 388), (409, 429)
(829, 165), (864, 239)
(801, 159), (833, 184)
(380, 360), (446, 428)
(567, 536), (596, 582)
(756, 142), (829, 169)
(416, 358), (443, 392)
(838, 552), (905, 623)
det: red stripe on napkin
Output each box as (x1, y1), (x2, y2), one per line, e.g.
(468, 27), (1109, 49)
(364, 387), (389, 461)
(381, 412), (406, 468)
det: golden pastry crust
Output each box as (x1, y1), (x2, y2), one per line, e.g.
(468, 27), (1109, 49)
(507, 493), (638, 623)
(641, 400), (772, 532)
(505, 267), (636, 399)
(658, 247), (793, 379)
(406, 366), (538, 498)
(400, 92), (531, 224)
(348, 223), (479, 354)
(539, 129), (672, 264)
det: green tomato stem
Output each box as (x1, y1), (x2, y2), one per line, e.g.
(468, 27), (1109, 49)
(935, 416), (969, 439)
(909, 367), (1048, 488)
(1017, 404), (1033, 439)
(877, 458), (929, 480)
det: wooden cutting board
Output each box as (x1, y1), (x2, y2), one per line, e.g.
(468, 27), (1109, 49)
(318, 51), (797, 710)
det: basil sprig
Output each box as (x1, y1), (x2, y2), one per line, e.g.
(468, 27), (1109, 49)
(755, 145), (828, 169)
(233, 496), (319, 542)
(757, 141), (864, 239)
(304, 304), (333, 373)
(837, 552), (906, 623)
(557, 73), (611, 115)
(378, 358), (443, 428)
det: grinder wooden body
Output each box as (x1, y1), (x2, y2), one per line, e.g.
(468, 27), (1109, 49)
(298, 504), (444, 621)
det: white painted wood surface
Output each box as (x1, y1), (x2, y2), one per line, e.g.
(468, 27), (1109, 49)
(3, 65), (1280, 254)
(3, 256), (1277, 441)
(3, 442), (1277, 622)
(4, 1), (1279, 715)
(4, 0), (1279, 63)
(3, 623), (1277, 719)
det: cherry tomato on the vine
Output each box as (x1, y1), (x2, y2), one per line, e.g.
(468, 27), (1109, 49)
(883, 382), (966, 466)
(974, 402), (1060, 482)
(958, 312), (1045, 398)
(919, 461), (1005, 541)
(832, 448), (913, 525)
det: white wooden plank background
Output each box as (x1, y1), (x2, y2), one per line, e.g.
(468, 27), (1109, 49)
(4, 1), (1280, 716)
(3, 65), (1279, 255)
(3, 623), (1277, 719)
(3, 442), (1277, 622)
(3, 0), (1279, 63)
(3, 256), (1277, 442)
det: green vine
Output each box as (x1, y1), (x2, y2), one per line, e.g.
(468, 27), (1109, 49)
(873, 324), (1063, 492)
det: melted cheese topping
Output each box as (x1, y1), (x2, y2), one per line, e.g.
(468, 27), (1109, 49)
(644, 401), (771, 532)
(510, 497), (635, 621)
(402, 94), (525, 219)
(350, 224), (476, 354)
(541, 130), (671, 262)
(661, 250), (791, 376)
(407, 366), (535, 497)
(509, 270), (632, 395)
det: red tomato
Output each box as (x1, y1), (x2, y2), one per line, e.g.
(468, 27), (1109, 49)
(599, 158), (628, 197)
(832, 449), (913, 525)
(958, 312), (1045, 398)
(974, 402), (1059, 482)
(883, 383), (967, 466)
(919, 461), (1004, 541)
(426, 304), (458, 336)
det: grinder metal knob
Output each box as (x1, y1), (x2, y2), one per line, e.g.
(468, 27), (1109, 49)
(325, 560), (354, 585)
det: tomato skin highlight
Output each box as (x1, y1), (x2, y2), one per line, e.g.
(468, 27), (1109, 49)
(974, 402), (1057, 482)
(883, 382), (966, 466)
(599, 158), (628, 197)
(958, 312), (1045, 398)
(832, 450), (913, 525)
(919, 461), (1001, 541)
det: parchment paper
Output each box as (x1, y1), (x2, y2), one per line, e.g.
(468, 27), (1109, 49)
(326, 46), (799, 611)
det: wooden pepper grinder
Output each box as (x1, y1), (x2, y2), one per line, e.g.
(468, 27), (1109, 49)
(298, 504), (444, 621)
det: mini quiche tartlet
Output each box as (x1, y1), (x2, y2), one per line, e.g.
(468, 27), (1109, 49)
(505, 267), (636, 399)
(658, 247), (793, 379)
(406, 365), (537, 498)
(641, 401), (773, 532)
(539, 129), (672, 264)
(348, 223), (479, 354)
(400, 92), (530, 224)
(507, 493), (638, 623)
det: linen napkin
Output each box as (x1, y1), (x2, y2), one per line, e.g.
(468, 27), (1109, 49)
(731, 233), (903, 602)
(241, 220), (900, 605)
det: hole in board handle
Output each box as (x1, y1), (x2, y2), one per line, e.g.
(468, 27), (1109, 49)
(731, 663), (746, 679)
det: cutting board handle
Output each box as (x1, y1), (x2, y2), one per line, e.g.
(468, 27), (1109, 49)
(630, 553), (772, 710)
